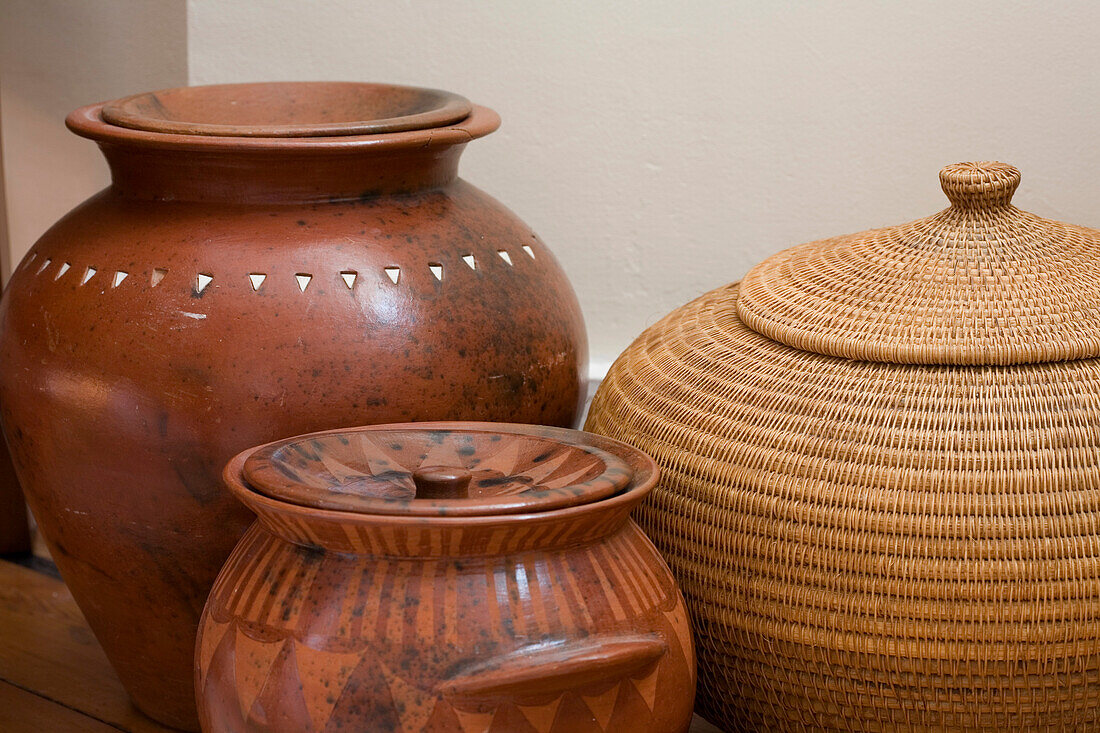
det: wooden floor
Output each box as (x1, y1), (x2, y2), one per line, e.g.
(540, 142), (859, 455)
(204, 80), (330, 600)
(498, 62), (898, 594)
(0, 528), (722, 732)
(0, 536), (173, 732)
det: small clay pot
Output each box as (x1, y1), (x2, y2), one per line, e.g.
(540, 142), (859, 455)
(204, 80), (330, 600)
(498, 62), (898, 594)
(197, 423), (696, 732)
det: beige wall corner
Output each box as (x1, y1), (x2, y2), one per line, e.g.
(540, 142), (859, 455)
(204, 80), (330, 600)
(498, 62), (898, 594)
(7, 2), (1100, 366)
(0, 0), (186, 282)
(0, 100), (9, 281)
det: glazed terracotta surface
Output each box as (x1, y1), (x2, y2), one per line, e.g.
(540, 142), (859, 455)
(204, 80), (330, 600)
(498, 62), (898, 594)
(0, 83), (587, 730)
(0, 283), (30, 556)
(198, 423), (696, 732)
(101, 81), (473, 138)
(242, 425), (634, 515)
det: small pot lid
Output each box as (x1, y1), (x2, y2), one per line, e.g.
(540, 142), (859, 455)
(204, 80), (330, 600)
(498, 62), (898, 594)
(737, 162), (1100, 365)
(241, 423), (635, 517)
(101, 81), (472, 137)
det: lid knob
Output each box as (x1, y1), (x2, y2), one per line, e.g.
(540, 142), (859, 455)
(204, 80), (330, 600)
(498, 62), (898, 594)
(412, 465), (472, 500)
(939, 161), (1020, 208)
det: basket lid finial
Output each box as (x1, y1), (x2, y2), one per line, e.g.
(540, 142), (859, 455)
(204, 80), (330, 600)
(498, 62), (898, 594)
(939, 161), (1020, 208)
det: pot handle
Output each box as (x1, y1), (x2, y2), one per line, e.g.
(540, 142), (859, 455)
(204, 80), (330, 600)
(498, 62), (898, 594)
(438, 635), (666, 703)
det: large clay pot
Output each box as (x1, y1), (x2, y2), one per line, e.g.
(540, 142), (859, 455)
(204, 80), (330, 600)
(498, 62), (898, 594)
(198, 422), (696, 732)
(0, 82), (587, 730)
(0, 283), (31, 556)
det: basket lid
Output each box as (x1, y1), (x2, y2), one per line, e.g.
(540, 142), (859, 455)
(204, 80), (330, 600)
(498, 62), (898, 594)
(736, 162), (1100, 365)
(241, 423), (634, 517)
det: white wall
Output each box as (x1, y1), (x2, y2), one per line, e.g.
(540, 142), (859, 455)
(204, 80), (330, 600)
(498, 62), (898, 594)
(185, 0), (1100, 373)
(0, 0), (186, 278)
(7, 2), (1100, 373)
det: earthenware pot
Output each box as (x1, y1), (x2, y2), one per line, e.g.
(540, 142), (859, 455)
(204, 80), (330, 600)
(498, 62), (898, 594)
(0, 281), (30, 556)
(0, 82), (587, 729)
(197, 422), (696, 732)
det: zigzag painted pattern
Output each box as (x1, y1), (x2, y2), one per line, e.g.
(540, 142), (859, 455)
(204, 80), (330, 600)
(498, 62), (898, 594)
(198, 522), (694, 732)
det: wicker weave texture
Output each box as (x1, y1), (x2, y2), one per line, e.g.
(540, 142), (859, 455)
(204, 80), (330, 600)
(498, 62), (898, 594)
(587, 280), (1100, 731)
(738, 163), (1100, 365)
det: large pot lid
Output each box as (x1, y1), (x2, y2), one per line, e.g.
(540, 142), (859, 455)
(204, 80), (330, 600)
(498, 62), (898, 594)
(101, 81), (472, 138)
(737, 162), (1100, 365)
(241, 423), (634, 517)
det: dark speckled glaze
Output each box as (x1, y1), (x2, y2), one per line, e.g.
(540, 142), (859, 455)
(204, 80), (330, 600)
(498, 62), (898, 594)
(198, 423), (696, 733)
(0, 83), (587, 730)
(242, 425), (634, 515)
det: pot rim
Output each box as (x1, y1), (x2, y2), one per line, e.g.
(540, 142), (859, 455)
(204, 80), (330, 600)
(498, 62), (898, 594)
(223, 421), (660, 530)
(100, 81), (473, 138)
(67, 92), (500, 155)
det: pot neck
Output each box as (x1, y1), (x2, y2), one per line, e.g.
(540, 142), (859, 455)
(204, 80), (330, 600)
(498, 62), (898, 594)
(98, 143), (465, 204)
(250, 489), (645, 559)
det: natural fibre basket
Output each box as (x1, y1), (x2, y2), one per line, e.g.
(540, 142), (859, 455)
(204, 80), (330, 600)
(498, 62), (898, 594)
(586, 162), (1100, 730)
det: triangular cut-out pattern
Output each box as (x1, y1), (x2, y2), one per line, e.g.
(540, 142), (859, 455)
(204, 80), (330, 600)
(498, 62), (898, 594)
(55, 262), (71, 280)
(523, 245), (536, 259)
(37, 259), (52, 275)
(195, 273), (213, 294)
(113, 271), (128, 287)
(384, 267), (400, 284)
(429, 263), (443, 280)
(295, 273), (312, 292)
(341, 271), (357, 289)
(151, 268), (168, 287)
(462, 254), (477, 270)
(81, 267), (97, 285)
(498, 250), (513, 265)
(248, 273), (266, 291)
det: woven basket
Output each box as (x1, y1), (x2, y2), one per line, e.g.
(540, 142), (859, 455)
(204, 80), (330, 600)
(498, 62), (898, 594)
(586, 162), (1100, 730)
